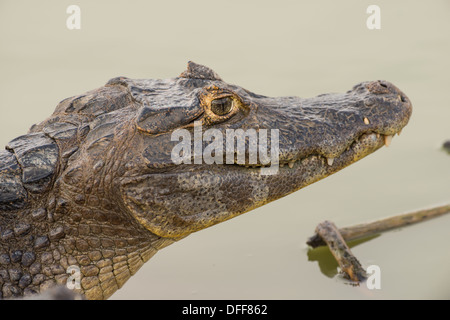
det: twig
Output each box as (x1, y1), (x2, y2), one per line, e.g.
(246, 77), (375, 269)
(307, 203), (450, 248)
(315, 221), (367, 282)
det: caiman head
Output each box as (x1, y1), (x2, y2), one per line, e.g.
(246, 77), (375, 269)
(98, 61), (412, 239)
(1, 62), (412, 300)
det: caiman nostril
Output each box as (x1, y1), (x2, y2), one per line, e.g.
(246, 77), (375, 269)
(366, 81), (391, 95)
(400, 95), (407, 103)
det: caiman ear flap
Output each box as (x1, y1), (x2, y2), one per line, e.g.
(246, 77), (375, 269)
(123, 76), (204, 135)
(136, 105), (203, 134)
(179, 61), (222, 81)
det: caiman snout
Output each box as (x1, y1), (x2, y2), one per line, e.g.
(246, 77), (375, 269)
(366, 80), (407, 100)
(367, 80), (412, 112)
(255, 79), (412, 165)
(354, 80), (412, 138)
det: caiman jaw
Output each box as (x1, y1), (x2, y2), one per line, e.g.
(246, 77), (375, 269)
(240, 131), (398, 170)
(279, 131), (386, 172)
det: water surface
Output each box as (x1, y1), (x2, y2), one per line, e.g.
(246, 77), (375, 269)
(0, 1), (449, 299)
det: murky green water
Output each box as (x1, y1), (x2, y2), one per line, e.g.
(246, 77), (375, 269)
(1, 1), (449, 299)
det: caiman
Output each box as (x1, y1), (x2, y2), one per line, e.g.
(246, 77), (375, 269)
(0, 62), (412, 299)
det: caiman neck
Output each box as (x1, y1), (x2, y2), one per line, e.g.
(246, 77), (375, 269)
(0, 179), (174, 299)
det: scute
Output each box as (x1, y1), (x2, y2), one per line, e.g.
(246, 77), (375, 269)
(137, 105), (202, 134)
(112, 77), (204, 134)
(179, 61), (223, 81)
(42, 122), (78, 141)
(6, 133), (59, 193)
(53, 85), (133, 117)
(0, 150), (28, 210)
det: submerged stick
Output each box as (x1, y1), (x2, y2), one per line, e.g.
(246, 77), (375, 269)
(315, 221), (367, 282)
(307, 203), (450, 248)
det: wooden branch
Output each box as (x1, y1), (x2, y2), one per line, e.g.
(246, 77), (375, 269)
(307, 204), (450, 248)
(315, 221), (367, 282)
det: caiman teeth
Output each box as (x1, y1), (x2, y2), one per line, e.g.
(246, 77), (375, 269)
(384, 135), (393, 147)
(239, 129), (400, 170)
(327, 157), (335, 166)
(363, 117), (370, 125)
(397, 129), (402, 136)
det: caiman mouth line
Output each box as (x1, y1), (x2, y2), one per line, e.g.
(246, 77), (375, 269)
(235, 130), (398, 170)
(169, 129), (396, 170)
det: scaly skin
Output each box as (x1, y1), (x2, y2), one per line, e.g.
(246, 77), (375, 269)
(0, 62), (412, 299)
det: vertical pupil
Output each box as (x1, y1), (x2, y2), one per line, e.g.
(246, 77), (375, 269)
(212, 97), (232, 115)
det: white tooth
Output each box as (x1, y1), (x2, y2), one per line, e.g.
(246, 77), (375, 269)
(327, 157), (335, 166)
(376, 133), (380, 138)
(364, 117), (370, 125)
(280, 163), (285, 168)
(384, 135), (393, 147)
(288, 161), (295, 168)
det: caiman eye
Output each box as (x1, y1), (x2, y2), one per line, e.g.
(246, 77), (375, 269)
(210, 97), (234, 116)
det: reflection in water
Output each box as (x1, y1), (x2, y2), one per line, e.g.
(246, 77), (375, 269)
(442, 142), (450, 154)
(307, 234), (380, 279)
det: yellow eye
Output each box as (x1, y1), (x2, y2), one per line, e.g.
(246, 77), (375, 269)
(210, 97), (234, 116)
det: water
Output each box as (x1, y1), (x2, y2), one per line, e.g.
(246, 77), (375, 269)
(0, 1), (449, 299)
